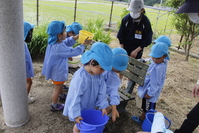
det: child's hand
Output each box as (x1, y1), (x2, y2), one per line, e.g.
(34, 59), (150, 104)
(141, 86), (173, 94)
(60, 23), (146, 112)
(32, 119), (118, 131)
(73, 35), (79, 40)
(75, 116), (83, 123)
(192, 84), (199, 98)
(68, 57), (73, 61)
(111, 108), (119, 122)
(102, 108), (107, 116)
(83, 37), (92, 46)
(144, 94), (151, 99)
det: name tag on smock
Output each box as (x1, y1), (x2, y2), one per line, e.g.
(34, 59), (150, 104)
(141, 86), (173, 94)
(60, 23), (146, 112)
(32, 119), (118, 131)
(135, 34), (142, 39)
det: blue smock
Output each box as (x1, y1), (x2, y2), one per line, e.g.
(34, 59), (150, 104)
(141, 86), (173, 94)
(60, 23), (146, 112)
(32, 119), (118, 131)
(138, 60), (167, 103)
(24, 42), (34, 78)
(63, 67), (109, 121)
(103, 71), (120, 106)
(42, 37), (85, 81)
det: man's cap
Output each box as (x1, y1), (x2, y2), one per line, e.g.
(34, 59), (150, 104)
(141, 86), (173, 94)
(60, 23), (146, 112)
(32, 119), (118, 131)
(127, 0), (144, 12)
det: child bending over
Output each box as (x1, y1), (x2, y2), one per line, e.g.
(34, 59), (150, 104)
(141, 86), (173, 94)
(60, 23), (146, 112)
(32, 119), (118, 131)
(103, 47), (129, 122)
(63, 42), (113, 133)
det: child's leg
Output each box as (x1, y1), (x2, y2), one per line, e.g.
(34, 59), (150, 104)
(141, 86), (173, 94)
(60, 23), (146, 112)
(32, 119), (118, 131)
(26, 78), (32, 94)
(132, 97), (147, 123)
(140, 111), (146, 121)
(73, 124), (80, 133)
(26, 78), (35, 104)
(50, 82), (65, 111)
(52, 84), (63, 104)
(58, 83), (67, 102)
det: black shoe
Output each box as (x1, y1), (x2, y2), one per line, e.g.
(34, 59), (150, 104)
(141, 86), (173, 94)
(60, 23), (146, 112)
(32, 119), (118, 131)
(59, 93), (67, 102)
(63, 85), (69, 91)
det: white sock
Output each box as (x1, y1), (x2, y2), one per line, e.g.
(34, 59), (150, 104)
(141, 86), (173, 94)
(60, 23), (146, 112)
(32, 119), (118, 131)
(52, 103), (57, 107)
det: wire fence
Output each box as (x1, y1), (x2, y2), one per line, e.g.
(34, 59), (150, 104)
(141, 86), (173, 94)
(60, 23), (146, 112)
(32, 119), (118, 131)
(24, 0), (176, 40)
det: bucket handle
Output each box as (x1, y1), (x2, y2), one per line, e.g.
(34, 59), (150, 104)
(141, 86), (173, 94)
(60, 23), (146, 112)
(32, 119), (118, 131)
(147, 109), (157, 113)
(164, 116), (172, 129)
(144, 109), (157, 125)
(76, 123), (96, 131)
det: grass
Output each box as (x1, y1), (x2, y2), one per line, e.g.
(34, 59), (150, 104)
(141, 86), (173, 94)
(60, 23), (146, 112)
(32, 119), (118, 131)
(23, 0), (176, 35)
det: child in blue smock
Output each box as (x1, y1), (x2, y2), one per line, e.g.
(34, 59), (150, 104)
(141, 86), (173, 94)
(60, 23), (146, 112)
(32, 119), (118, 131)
(154, 35), (172, 47)
(145, 35), (171, 65)
(66, 22), (83, 67)
(63, 22), (83, 90)
(63, 42), (113, 133)
(132, 42), (169, 124)
(24, 21), (35, 104)
(103, 47), (129, 122)
(66, 22), (82, 37)
(154, 35), (172, 57)
(42, 21), (92, 112)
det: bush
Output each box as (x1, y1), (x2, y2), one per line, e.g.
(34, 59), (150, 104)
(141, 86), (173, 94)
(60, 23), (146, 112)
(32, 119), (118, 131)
(117, 8), (130, 30)
(83, 19), (113, 45)
(28, 24), (48, 60)
(28, 19), (113, 59)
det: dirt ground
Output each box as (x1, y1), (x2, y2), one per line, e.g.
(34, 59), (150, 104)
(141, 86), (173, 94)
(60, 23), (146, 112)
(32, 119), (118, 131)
(1, 32), (199, 133)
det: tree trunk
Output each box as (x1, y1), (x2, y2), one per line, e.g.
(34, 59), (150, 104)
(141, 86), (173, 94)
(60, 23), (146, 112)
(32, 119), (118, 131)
(185, 48), (189, 61)
(177, 35), (184, 50)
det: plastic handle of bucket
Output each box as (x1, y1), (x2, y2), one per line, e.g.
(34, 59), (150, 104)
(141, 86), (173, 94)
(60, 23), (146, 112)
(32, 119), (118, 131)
(68, 60), (81, 64)
(145, 113), (154, 125)
(145, 110), (157, 125)
(164, 116), (172, 129)
(76, 123), (96, 131)
(147, 109), (157, 113)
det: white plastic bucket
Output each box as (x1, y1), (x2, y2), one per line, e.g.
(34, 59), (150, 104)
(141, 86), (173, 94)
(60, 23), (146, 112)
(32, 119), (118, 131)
(68, 55), (82, 68)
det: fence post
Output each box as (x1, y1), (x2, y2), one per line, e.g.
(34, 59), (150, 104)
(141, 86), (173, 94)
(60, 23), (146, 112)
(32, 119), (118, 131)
(37, 0), (39, 26)
(108, 0), (114, 27)
(74, 0), (77, 22)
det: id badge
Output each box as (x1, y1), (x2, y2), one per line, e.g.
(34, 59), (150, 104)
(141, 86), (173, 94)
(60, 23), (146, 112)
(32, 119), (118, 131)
(135, 34), (142, 39)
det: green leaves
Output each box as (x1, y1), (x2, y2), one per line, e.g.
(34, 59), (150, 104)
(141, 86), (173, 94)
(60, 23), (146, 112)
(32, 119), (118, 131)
(28, 19), (113, 60)
(83, 19), (113, 44)
(27, 24), (48, 60)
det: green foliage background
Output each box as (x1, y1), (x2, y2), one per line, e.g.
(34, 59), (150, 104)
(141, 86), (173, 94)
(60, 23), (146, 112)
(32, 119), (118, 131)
(24, 0), (175, 59)
(27, 19), (112, 59)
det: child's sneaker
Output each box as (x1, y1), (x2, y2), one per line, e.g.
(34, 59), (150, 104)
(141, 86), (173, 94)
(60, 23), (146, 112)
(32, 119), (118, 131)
(50, 103), (64, 112)
(131, 116), (143, 125)
(28, 96), (35, 104)
(59, 93), (67, 102)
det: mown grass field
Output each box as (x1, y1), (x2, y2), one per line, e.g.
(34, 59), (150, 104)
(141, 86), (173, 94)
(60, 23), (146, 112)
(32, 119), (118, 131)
(23, 0), (175, 35)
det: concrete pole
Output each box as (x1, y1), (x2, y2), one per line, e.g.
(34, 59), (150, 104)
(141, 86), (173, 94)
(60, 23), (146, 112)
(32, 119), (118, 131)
(0, 0), (29, 127)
